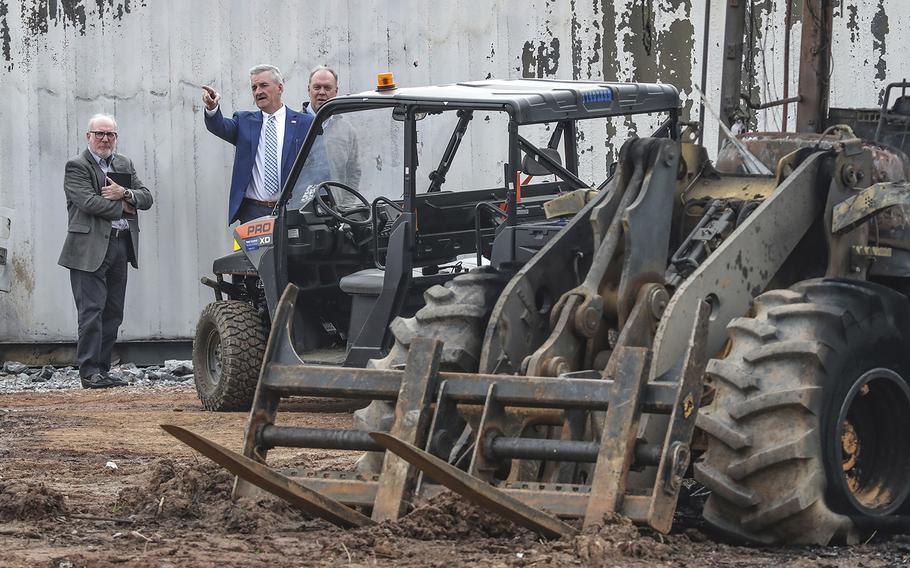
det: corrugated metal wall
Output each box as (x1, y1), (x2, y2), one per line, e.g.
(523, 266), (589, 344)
(1, 0), (908, 342)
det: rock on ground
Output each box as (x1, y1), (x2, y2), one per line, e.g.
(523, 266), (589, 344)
(0, 361), (194, 393)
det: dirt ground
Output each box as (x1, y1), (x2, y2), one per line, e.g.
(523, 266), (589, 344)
(2, 385), (910, 567)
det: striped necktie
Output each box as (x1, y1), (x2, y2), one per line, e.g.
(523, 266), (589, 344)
(263, 114), (279, 195)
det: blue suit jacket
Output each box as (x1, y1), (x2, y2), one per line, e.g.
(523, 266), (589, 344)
(205, 106), (314, 224)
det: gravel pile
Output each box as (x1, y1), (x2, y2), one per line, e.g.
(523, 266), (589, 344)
(0, 359), (195, 393)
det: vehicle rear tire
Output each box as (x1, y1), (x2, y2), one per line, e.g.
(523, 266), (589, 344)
(695, 278), (910, 545)
(353, 268), (506, 471)
(193, 300), (267, 411)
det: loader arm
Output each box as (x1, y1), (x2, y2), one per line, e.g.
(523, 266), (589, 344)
(489, 144), (833, 382)
(479, 138), (681, 376)
(652, 151), (826, 379)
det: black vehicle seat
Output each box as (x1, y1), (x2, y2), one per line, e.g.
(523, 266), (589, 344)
(338, 268), (387, 296)
(339, 268), (458, 296)
(339, 268), (458, 347)
(892, 95), (910, 116)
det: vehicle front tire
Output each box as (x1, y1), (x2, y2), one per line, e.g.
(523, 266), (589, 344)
(353, 268), (506, 472)
(193, 300), (267, 411)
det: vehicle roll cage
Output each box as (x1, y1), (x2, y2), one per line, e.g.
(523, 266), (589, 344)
(272, 79), (681, 293)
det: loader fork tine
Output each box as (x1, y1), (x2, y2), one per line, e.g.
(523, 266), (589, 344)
(370, 432), (578, 539)
(160, 424), (374, 528)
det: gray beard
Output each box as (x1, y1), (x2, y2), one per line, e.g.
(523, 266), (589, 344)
(91, 146), (114, 159)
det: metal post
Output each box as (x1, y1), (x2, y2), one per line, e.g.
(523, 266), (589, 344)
(796, 0), (834, 133)
(697, 0), (711, 145)
(718, 0), (747, 151)
(781, 0), (793, 131)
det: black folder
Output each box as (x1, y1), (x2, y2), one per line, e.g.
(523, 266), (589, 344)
(106, 172), (132, 189)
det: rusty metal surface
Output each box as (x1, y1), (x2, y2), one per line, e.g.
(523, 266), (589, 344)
(262, 364), (681, 413)
(494, 484), (591, 517)
(646, 300), (709, 534)
(469, 384), (508, 482)
(716, 132), (836, 174)
(494, 483), (653, 524)
(715, 132), (910, 277)
(616, 140), (680, 325)
(524, 138), (673, 377)
(583, 347), (650, 528)
(258, 425), (383, 451)
(161, 425), (374, 528)
(686, 173), (774, 203)
(796, 0), (834, 133)
(233, 283), (297, 499)
(823, 146), (875, 279)
(370, 432), (577, 539)
(291, 476), (381, 508)
(544, 408), (590, 484)
(371, 338), (442, 521)
(718, 0), (746, 145)
(833, 182), (910, 234)
(716, 132), (909, 181)
(284, 465), (665, 520)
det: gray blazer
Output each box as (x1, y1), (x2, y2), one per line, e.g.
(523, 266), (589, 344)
(58, 149), (154, 272)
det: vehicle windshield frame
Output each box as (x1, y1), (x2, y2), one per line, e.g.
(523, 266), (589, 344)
(277, 98), (517, 210)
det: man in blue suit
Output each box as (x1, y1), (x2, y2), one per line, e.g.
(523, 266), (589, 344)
(202, 64), (314, 224)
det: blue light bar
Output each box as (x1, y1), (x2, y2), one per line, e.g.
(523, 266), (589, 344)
(582, 88), (614, 104)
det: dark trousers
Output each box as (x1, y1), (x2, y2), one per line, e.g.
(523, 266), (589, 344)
(236, 199), (275, 223)
(70, 231), (132, 378)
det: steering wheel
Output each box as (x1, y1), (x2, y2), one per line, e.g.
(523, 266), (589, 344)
(314, 181), (372, 227)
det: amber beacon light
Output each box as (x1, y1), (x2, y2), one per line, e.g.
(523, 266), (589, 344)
(376, 72), (397, 91)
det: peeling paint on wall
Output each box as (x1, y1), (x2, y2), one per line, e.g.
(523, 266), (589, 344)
(521, 37), (560, 77)
(658, 16), (694, 119)
(620, 0), (657, 83)
(871, 0), (888, 83)
(846, 4), (859, 43)
(0, 1), (10, 71)
(831, 0), (905, 110)
(21, 0), (85, 36)
(12, 0), (143, 70)
(600, 0), (620, 149)
(20, 0), (139, 36)
(742, 0), (775, 130)
(2, 0), (909, 342)
(521, 0), (561, 78)
(569, 0), (603, 80)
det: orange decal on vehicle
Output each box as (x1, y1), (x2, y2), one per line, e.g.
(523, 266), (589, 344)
(237, 220), (274, 239)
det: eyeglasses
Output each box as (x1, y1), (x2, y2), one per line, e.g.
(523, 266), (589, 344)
(89, 131), (118, 140)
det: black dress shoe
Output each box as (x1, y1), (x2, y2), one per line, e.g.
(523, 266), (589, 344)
(100, 372), (129, 387)
(81, 373), (125, 389)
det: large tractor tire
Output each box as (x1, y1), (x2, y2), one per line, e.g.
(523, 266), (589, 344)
(353, 268), (506, 472)
(695, 279), (910, 545)
(193, 300), (267, 411)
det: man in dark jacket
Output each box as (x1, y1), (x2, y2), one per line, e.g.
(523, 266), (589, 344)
(202, 64), (314, 224)
(58, 113), (154, 388)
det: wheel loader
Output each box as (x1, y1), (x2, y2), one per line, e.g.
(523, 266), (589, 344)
(166, 76), (910, 546)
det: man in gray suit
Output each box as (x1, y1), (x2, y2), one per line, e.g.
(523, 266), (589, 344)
(303, 66), (361, 206)
(58, 114), (154, 389)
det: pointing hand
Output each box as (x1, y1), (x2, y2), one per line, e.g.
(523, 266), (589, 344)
(202, 85), (221, 111)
